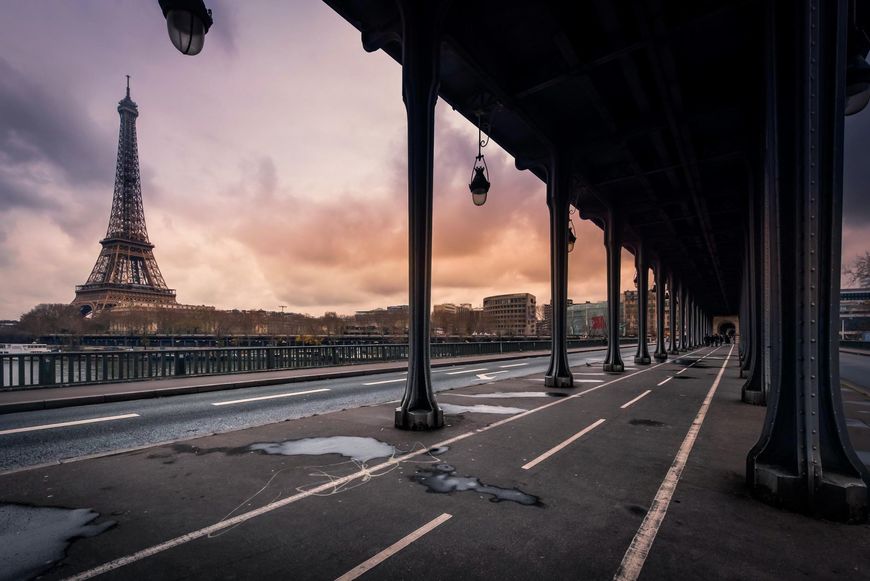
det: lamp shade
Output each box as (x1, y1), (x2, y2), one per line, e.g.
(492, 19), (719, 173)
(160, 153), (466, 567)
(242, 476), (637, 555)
(159, 0), (213, 55)
(469, 166), (490, 206)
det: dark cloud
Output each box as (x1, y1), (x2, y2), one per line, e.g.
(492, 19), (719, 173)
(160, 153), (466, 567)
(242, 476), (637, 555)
(843, 112), (870, 229)
(0, 57), (110, 187)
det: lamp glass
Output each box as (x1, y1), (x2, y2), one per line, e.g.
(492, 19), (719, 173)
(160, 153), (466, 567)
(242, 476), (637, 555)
(167, 10), (205, 55)
(472, 191), (487, 206)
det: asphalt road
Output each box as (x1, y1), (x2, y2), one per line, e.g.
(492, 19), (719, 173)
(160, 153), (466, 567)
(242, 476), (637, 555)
(0, 346), (641, 473)
(841, 350), (870, 390)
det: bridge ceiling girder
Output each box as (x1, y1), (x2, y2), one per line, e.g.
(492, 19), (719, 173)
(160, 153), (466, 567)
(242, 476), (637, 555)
(325, 0), (764, 313)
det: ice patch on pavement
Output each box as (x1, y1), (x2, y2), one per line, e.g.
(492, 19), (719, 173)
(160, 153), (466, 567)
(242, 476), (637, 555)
(0, 504), (114, 581)
(250, 436), (396, 463)
(411, 463), (541, 506)
(439, 403), (526, 415)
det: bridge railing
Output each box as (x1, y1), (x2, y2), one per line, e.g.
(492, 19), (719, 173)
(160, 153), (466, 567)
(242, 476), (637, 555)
(1, 339), (613, 390)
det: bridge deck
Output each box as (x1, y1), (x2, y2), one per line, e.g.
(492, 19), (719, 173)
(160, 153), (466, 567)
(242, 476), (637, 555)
(0, 345), (610, 414)
(2, 346), (868, 580)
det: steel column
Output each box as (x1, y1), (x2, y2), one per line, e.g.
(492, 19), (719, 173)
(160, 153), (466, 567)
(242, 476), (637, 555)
(742, 184), (766, 404)
(653, 258), (668, 362)
(667, 272), (678, 355)
(634, 244), (651, 364)
(603, 211), (625, 372)
(544, 151), (574, 388)
(394, 0), (448, 431)
(747, 0), (867, 522)
(679, 282), (688, 351)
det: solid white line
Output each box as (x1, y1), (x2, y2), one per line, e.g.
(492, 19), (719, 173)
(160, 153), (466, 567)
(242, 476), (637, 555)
(211, 389), (330, 406)
(446, 368), (488, 375)
(67, 348), (706, 580)
(335, 513), (452, 581)
(575, 379), (605, 384)
(522, 418), (607, 470)
(0, 413), (140, 436)
(620, 390), (652, 409)
(657, 377), (673, 387)
(362, 378), (406, 386)
(613, 346), (731, 581)
(499, 363), (529, 368)
(676, 368), (687, 375)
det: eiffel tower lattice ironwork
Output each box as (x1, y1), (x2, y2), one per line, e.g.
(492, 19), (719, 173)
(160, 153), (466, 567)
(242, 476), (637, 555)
(73, 78), (177, 315)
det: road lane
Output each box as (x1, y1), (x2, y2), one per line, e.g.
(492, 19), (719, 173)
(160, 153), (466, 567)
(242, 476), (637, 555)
(841, 350), (870, 390)
(0, 346), (642, 472)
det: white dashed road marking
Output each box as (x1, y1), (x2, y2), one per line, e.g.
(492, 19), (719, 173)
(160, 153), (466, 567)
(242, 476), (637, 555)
(212, 389), (330, 406)
(446, 368), (488, 375)
(0, 413), (140, 436)
(361, 378), (406, 386)
(620, 390), (652, 409)
(522, 418), (607, 470)
(335, 513), (453, 581)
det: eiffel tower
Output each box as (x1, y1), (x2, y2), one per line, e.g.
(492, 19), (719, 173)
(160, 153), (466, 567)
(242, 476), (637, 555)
(73, 78), (177, 316)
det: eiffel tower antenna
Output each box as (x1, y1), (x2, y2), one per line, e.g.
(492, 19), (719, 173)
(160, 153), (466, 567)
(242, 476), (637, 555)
(73, 78), (178, 316)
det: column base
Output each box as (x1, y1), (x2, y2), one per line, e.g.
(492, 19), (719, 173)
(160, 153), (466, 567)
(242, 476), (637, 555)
(750, 463), (868, 523)
(634, 355), (651, 365)
(654, 352), (668, 362)
(741, 385), (766, 406)
(395, 407), (444, 431)
(603, 362), (625, 373)
(667, 349), (679, 356)
(545, 375), (573, 388)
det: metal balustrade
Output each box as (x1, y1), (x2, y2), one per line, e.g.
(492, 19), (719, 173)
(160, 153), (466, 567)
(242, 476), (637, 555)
(0, 339), (615, 390)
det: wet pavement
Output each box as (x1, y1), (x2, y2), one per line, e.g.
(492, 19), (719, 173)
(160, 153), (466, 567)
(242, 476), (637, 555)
(0, 346), (868, 580)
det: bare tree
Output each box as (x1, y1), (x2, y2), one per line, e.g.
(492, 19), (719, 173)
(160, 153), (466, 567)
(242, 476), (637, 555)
(845, 251), (870, 288)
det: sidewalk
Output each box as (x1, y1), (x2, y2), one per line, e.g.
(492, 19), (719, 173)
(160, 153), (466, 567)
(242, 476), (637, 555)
(842, 347), (870, 357)
(0, 345), (613, 414)
(1, 347), (866, 580)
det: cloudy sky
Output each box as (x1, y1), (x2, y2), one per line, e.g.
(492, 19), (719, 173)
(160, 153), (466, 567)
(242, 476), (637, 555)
(1, 2), (868, 320)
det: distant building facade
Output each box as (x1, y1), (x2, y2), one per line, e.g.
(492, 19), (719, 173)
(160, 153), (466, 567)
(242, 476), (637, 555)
(483, 293), (537, 336)
(841, 288), (870, 340)
(567, 301), (608, 337)
(622, 290), (661, 338)
(540, 300), (573, 336)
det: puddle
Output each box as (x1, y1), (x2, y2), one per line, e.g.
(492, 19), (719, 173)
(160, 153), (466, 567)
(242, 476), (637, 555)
(629, 419), (667, 427)
(0, 504), (114, 581)
(446, 391), (554, 399)
(428, 446), (450, 455)
(410, 464), (541, 506)
(439, 404), (526, 415)
(250, 436), (396, 463)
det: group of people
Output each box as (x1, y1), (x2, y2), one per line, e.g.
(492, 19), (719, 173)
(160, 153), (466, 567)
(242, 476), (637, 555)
(704, 333), (731, 346)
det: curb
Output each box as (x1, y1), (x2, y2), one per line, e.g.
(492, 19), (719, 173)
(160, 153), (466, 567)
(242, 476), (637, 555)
(842, 379), (870, 399)
(0, 344), (623, 415)
(840, 348), (870, 358)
